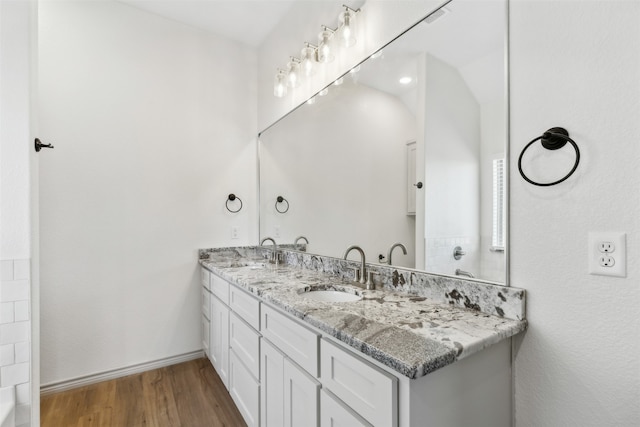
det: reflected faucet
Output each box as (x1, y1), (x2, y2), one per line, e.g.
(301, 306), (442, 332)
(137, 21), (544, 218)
(343, 245), (366, 285)
(387, 242), (407, 265)
(455, 269), (475, 278)
(260, 237), (276, 246)
(294, 236), (309, 250)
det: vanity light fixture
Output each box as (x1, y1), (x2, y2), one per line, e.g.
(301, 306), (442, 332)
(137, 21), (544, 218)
(301, 43), (318, 77)
(317, 26), (336, 63)
(274, 69), (288, 98)
(272, 4), (363, 98)
(338, 5), (360, 47)
(287, 57), (302, 88)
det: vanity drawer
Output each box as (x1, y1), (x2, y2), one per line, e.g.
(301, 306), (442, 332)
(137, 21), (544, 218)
(229, 286), (260, 330)
(200, 267), (211, 290)
(202, 287), (211, 320)
(261, 304), (319, 377)
(230, 312), (261, 380)
(211, 274), (230, 304)
(320, 338), (398, 427)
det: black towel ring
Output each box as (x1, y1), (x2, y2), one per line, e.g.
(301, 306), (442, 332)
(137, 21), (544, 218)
(275, 196), (289, 214)
(226, 194), (243, 213)
(518, 127), (581, 187)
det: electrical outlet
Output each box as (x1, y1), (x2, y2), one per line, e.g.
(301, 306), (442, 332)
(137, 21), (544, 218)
(599, 256), (615, 267)
(231, 226), (240, 239)
(598, 242), (615, 253)
(588, 232), (626, 277)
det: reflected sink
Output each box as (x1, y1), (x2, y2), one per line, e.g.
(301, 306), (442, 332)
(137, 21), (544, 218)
(302, 290), (362, 303)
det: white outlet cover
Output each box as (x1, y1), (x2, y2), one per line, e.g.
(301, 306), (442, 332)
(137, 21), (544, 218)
(588, 232), (626, 277)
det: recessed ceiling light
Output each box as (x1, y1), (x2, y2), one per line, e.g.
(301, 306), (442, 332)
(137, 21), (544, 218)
(399, 76), (413, 85)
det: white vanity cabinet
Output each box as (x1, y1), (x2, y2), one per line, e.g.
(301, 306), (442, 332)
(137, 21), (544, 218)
(200, 263), (513, 427)
(200, 269), (211, 358)
(227, 284), (262, 427)
(261, 338), (320, 427)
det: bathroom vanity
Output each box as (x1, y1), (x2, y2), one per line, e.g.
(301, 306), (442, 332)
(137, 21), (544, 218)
(199, 246), (526, 427)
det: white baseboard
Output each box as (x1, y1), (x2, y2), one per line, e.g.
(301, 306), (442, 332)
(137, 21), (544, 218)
(40, 350), (205, 396)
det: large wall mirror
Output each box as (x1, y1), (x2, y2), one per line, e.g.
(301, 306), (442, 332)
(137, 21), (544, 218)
(259, 0), (508, 285)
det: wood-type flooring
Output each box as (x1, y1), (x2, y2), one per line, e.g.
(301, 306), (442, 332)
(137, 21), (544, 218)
(41, 358), (246, 427)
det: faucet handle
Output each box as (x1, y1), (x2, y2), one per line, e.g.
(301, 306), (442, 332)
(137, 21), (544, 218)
(347, 267), (360, 282)
(365, 271), (378, 290)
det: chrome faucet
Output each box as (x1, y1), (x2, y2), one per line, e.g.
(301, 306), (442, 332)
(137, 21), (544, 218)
(387, 242), (407, 265)
(294, 236), (309, 250)
(260, 237), (276, 246)
(343, 245), (366, 286)
(260, 237), (282, 264)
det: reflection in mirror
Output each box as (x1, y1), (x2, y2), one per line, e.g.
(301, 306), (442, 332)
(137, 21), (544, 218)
(259, 0), (508, 285)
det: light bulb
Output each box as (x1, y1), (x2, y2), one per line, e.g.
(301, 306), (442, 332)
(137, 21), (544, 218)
(307, 96), (316, 105)
(399, 76), (413, 85)
(334, 77), (344, 86)
(339, 8), (357, 47)
(287, 59), (301, 88)
(300, 45), (317, 77)
(317, 28), (335, 63)
(349, 65), (361, 74)
(318, 88), (329, 97)
(274, 70), (287, 98)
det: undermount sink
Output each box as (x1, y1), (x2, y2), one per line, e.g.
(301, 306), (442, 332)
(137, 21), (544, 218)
(301, 290), (362, 303)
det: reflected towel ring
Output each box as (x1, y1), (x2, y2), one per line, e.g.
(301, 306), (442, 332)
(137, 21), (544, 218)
(275, 196), (289, 213)
(518, 127), (581, 187)
(226, 194), (243, 213)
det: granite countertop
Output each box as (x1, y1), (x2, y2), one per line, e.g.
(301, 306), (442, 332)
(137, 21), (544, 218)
(200, 248), (527, 379)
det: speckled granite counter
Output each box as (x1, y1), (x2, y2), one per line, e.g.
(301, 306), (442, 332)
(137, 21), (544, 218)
(199, 246), (527, 379)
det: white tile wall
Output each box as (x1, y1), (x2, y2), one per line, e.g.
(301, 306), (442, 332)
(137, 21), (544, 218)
(0, 259), (31, 427)
(425, 236), (479, 277)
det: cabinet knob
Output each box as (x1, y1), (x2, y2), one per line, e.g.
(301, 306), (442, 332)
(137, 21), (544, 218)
(413, 182), (423, 189)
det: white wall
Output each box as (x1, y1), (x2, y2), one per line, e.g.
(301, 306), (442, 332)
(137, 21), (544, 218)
(422, 54), (480, 276)
(38, 0), (257, 385)
(260, 81), (416, 267)
(510, 1), (639, 426)
(0, 1), (37, 425)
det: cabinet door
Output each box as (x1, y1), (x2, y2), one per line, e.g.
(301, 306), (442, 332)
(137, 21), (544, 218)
(200, 267), (211, 290)
(230, 312), (260, 379)
(406, 140), (417, 215)
(261, 339), (284, 427)
(202, 287), (211, 320)
(320, 389), (372, 427)
(229, 348), (260, 427)
(202, 314), (210, 358)
(284, 358), (320, 427)
(321, 338), (397, 427)
(210, 295), (230, 389)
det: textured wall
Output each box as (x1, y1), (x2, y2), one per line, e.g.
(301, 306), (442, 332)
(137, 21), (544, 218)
(510, 1), (640, 425)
